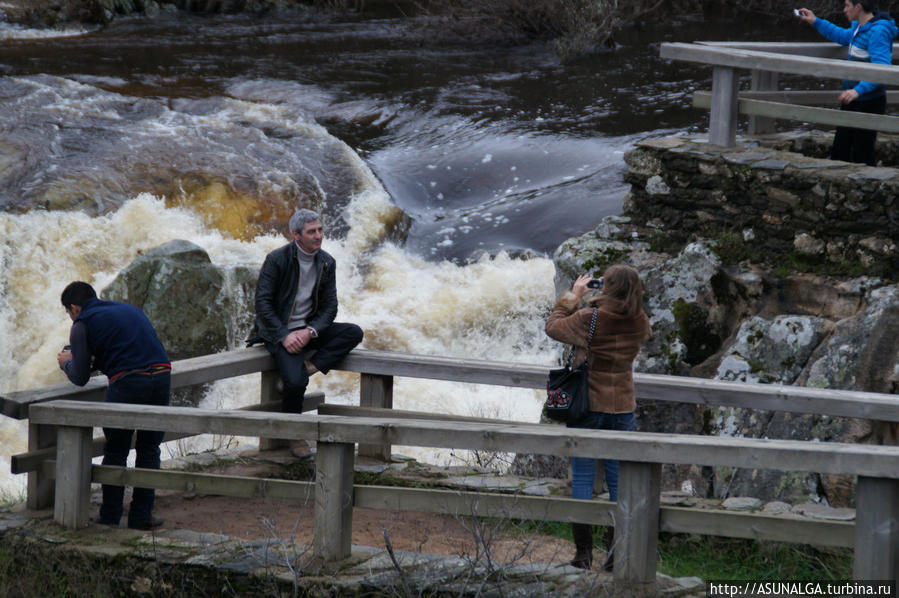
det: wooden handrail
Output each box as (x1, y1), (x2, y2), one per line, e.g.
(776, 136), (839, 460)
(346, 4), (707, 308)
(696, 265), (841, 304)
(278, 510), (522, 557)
(661, 42), (899, 85)
(28, 401), (899, 478)
(5, 347), (899, 422)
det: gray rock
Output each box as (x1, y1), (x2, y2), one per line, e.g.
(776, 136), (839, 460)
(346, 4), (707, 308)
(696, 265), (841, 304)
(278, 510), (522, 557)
(762, 501), (792, 515)
(715, 315), (832, 385)
(103, 239), (256, 361)
(791, 503), (855, 521)
(722, 497), (761, 511)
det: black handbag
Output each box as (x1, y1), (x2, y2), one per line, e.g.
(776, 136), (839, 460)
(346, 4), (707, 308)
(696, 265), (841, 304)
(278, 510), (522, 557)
(545, 307), (598, 423)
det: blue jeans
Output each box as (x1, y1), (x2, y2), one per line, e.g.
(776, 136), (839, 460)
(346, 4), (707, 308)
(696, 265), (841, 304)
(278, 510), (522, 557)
(568, 411), (636, 502)
(100, 371), (170, 526)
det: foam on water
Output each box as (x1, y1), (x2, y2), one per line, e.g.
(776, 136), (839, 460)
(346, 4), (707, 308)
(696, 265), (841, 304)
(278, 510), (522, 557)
(0, 192), (559, 495)
(0, 22), (91, 40)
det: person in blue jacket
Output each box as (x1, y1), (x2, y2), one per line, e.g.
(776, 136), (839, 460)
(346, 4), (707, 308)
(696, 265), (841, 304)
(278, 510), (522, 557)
(57, 281), (171, 531)
(798, 2), (898, 165)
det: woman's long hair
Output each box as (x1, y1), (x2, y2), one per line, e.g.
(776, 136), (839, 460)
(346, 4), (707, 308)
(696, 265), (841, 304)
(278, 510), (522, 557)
(587, 264), (644, 318)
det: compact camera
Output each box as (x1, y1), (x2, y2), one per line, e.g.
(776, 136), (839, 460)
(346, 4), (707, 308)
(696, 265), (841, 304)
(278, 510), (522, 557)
(586, 278), (604, 289)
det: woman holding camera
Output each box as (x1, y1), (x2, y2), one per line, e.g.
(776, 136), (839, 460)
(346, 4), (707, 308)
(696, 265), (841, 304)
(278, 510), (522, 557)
(544, 264), (651, 571)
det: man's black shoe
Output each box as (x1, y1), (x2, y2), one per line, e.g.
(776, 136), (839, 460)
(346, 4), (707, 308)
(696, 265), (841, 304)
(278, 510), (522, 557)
(128, 518), (164, 530)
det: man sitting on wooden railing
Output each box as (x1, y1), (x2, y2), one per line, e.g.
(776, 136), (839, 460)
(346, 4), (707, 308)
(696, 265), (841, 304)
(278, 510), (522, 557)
(798, 1), (898, 165)
(247, 209), (364, 458)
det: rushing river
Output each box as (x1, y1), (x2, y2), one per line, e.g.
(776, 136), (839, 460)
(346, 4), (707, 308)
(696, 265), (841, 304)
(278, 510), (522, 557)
(0, 10), (821, 496)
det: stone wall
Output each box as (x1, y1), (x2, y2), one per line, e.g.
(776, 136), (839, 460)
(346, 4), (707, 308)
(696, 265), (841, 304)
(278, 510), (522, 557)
(623, 135), (898, 276)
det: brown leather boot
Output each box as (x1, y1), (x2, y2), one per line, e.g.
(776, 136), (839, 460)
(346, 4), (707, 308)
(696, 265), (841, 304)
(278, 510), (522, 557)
(570, 523), (593, 569)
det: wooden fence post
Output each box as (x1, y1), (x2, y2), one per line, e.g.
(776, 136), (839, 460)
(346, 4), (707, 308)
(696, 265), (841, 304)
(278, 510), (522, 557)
(313, 441), (355, 561)
(54, 425), (93, 529)
(748, 69), (779, 135)
(709, 66), (739, 147)
(358, 373), (393, 461)
(614, 461), (661, 586)
(853, 476), (899, 581)
(258, 370), (285, 451)
(26, 422), (56, 510)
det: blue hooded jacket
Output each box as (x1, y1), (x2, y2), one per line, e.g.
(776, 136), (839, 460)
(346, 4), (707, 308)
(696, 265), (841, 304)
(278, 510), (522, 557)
(814, 11), (898, 101)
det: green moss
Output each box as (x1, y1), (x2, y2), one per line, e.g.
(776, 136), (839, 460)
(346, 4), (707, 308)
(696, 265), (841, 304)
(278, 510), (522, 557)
(747, 360), (765, 374)
(658, 535), (852, 581)
(671, 298), (721, 365)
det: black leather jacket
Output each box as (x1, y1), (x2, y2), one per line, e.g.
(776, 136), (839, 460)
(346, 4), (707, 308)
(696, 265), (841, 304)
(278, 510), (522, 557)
(247, 241), (338, 346)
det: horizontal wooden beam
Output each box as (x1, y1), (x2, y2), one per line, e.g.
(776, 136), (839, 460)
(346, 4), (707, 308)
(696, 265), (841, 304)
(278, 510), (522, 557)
(92, 464), (315, 501)
(85, 464), (852, 547)
(661, 42), (899, 86)
(7, 347), (899, 423)
(694, 92), (899, 133)
(30, 402), (899, 478)
(10, 394), (325, 474)
(735, 90), (899, 106)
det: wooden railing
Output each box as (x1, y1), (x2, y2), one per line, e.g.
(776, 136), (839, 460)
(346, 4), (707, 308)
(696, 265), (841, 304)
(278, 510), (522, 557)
(660, 41), (899, 146)
(4, 346), (899, 584)
(28, 400), (899, 584)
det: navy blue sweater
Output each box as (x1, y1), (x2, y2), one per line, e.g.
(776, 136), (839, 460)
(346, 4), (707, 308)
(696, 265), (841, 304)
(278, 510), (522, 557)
(64, 298), (170, 386)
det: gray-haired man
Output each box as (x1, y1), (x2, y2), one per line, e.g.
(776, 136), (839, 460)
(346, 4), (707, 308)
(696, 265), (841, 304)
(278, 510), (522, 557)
(248, 209), (363, 454)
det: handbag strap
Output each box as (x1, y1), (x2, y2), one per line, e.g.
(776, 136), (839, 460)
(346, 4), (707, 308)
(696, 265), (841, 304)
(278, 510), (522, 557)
(565, 307), (599, 367)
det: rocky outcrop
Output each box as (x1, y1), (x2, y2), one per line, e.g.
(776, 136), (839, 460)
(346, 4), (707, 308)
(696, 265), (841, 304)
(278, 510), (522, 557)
(623, 135), (899, 278)
(550, 210), (899, 506)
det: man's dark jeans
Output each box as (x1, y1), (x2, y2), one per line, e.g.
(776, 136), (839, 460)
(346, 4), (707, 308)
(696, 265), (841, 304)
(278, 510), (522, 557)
(265, 322), (364, 413)
(99, 371), (170, 527)
(832, 94), (887, 166)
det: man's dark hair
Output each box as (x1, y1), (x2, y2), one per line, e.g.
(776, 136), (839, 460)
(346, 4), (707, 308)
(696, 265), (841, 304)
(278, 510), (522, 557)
(853, 0), (878, 13)
(61, 281), (97, 310)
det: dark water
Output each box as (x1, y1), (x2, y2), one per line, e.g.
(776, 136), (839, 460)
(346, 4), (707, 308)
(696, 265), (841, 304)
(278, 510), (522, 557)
(0, 11), (822, 260)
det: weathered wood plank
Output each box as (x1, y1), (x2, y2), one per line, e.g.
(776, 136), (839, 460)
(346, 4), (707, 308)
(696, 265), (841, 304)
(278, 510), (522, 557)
(12, 394), (324, 474)
(8, 348), (899, 422)
(29, 403), (899, 477)
(54, 426), (93, 529)
(91, 465), (315, 502)
(26, 422), (56, 510)
(659, 505), (853, 547)
(358, 373), (394, 461)
(748, 70), (779, 134)
(661, 42), (899, 85)
(614, 462), (661, 585)
(314, 442), (355, 561)
(0, 347), (275, 419)
(853, 476), (899, 580)
(51, 460), (856, 547)
(354, 485), (615, 526)
(696, 41), (848, 58)
(694, 93), (899, 133)
(727, 90), (899, 105)
(709, 66), (739, 146)
(317, 404), (525, 425)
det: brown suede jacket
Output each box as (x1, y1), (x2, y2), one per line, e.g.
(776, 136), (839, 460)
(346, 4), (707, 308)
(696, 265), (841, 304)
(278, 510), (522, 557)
(545, 291), (652, 414)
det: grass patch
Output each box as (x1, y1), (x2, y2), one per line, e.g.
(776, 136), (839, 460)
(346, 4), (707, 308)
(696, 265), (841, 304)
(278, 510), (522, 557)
(658, 535), (853, 581)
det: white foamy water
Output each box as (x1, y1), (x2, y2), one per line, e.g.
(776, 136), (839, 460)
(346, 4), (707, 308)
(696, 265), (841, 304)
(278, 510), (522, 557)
(0, 22), (91, 40)
(0, 193), (559, 496)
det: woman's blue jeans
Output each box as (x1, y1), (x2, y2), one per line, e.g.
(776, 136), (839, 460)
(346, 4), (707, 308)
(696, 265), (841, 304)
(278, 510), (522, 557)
(567, 411), (636, 502)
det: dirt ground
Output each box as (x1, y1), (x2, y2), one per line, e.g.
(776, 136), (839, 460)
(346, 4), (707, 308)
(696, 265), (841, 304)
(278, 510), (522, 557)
(104, 451), (583, 567)
(152, 492), (577, 566)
